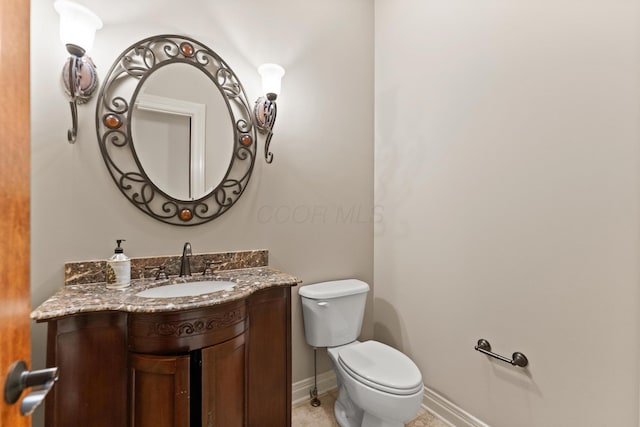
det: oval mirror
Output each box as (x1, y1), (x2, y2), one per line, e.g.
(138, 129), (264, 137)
(96, 35), (256, 226)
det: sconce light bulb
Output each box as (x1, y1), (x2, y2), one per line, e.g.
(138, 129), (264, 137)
(258, 63), (285, 98)
(54, 0), (103, 53)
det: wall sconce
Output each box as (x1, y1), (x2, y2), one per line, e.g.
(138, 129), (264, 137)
(54, 0), (102, 143)
(254, 63), (285, 163)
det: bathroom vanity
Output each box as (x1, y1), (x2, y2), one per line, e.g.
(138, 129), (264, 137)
(32, 252), (300, 427)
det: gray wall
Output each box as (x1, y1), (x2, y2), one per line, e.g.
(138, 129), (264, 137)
(374, 0), (640, 425)
(30, 1), (373, 424)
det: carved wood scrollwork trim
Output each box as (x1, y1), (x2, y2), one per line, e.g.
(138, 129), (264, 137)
(146, 309), (245, 337)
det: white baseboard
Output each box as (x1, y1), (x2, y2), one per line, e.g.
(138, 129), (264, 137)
(292, 370), (338, 406)
(292, 373), (488, 427)
(422, 386), (490, 427)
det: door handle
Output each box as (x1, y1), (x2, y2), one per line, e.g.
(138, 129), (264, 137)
(4, 360), (59, 416)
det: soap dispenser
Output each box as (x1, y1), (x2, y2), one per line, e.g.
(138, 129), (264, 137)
(106, 239), (131, 289)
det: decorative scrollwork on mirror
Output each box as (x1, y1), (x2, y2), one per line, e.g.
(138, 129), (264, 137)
(96, 35), (256, 226)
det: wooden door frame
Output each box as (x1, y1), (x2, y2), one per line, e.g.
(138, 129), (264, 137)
(0, 0), (31, 426)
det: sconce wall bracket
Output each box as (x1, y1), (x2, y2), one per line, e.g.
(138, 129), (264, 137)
(254, 63), (284, 163)
(61, 54), (99, 143)
(62, 55), (99, 104)
(254, 97), (278, 164)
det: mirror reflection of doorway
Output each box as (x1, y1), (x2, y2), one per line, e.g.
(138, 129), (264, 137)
(130, 62), (234, 202)
(134, 107), (195, 200)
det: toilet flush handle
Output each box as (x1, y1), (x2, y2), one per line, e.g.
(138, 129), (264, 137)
(317, 301), (329, 307)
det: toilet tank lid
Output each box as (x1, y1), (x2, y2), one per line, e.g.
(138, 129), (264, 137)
(299, 279), (370, 299)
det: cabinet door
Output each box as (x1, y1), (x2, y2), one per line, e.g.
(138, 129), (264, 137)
(201, 333), (246, 427)
(246, 287), (292, 427)
(45, 313), (127, 427)
(130, 353), (190, 427)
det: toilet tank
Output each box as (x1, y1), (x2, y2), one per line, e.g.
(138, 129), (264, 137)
(299, 279), (370, 348)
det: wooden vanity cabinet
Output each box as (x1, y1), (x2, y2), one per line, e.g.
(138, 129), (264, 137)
(43, 285), (292, 427)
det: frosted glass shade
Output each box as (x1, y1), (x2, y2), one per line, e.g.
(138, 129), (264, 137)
(54, 0), (102, 53)
(258, 63), (285, 97)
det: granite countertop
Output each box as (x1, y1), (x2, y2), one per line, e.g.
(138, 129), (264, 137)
(32, 267), (301, 321)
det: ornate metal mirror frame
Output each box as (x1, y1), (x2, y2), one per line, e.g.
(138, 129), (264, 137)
(96, 35), (256, 226)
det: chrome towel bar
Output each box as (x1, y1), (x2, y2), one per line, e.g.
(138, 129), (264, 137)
(474, 339), (529, 368)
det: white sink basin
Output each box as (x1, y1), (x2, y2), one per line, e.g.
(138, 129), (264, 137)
(136, 280), (236, 298)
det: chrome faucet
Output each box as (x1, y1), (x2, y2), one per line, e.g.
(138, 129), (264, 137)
(179, 242), (192, 277)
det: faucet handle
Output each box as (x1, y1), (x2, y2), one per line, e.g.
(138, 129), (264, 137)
(202, 260), (224, 277)
(183, 242), (192, 256)
(145, 265), (168, 280)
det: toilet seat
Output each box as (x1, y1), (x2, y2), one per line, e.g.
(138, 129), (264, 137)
(337, 341), (423, 396)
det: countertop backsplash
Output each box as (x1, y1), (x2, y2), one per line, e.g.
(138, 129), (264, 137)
(63, 249), (269, 286)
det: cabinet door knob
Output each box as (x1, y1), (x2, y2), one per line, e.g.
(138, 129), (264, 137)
(4, 360), (59, 416)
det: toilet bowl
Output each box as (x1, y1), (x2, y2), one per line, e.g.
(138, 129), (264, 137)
(328, 341), (423, 427)
(299, 279), (424, 427)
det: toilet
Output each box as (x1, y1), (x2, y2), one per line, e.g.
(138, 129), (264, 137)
(299, 279), (423, 427)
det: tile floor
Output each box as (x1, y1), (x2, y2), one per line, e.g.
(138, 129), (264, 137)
(292, 390), (450, 427)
